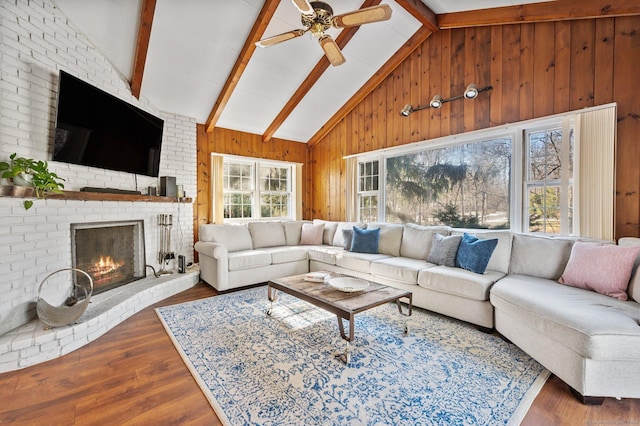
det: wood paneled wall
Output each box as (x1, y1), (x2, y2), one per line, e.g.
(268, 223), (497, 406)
(194, 126), (308, 239)
(309, 16), (640, 238)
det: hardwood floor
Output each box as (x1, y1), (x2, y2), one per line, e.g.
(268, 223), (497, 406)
(1, 282), (638, 425)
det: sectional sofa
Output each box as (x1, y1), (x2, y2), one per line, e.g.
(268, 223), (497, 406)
(194, 220), (640, 403)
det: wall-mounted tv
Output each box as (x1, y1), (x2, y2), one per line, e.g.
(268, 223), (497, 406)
(53, 70), (164, 177)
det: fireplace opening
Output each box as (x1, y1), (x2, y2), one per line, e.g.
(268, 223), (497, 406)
(71, 220), (146, 296)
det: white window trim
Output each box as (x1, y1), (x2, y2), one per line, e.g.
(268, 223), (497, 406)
(215, 154), (301, 222)
(347, 103), (616, 235)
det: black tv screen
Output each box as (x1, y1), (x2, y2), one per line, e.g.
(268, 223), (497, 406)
(53, 70), (164, 177)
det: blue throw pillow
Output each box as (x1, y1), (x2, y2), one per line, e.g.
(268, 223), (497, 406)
(455, 233), (498, 274)
(350, 226), (380, 254)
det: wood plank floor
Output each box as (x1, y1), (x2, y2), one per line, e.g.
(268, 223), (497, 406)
(0, 282), (638, 425)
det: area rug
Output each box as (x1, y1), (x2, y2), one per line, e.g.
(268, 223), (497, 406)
(156, 286), (549, 426)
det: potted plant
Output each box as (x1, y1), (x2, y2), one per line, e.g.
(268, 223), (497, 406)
(0, 153), (65, 210)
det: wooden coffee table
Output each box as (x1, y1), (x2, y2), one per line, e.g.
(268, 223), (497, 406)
(267, 272), (412, 365)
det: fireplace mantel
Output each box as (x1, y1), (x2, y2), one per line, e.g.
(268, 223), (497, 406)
(0, 185), (192, 203)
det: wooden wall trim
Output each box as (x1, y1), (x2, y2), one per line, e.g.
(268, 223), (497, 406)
(438, 0), (640, 29)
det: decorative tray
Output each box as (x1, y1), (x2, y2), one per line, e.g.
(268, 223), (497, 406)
(327, 277), (370, 293)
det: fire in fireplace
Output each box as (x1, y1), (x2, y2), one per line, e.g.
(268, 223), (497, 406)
(71, 220), (146, 295)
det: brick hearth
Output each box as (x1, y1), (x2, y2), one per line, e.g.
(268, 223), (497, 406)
(0, 267), (199, 373)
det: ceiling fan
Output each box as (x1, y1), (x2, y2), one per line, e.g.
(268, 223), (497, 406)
(255, 0), (392, 67)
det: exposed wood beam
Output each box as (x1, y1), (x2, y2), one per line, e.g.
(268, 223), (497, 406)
(308, 25), (434, 147)
(130, 0), (156, 99)
(205, 0), (279, 133)
(262, 0), (381, 143)
(438, 0), (640, 29)
(394, 0), (438, 32)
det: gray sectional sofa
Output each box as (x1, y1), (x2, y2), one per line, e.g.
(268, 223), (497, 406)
(194, 220), (640, 403)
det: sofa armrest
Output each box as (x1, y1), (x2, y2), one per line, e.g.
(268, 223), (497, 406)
(194, 241), (229, 290)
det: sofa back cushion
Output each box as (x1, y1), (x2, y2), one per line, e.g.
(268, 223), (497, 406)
(313, 220), (339, 245)
(248, 222), (286, 248)
(199, 224), (253, 252)
(510, 233), (575, 280)
(332, 222), (366, 247)
(366, 224), (404, 256)
(618, 237), (640, 302)
(451, 229), (512, 274)
(283, 221), (304, 245)
(400, 224), (451, 260)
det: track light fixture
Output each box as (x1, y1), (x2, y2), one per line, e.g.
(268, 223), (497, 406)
(399, 84), (493, 116)
(429, 95), (443, 109)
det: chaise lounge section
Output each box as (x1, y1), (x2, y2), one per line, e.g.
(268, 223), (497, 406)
(195, 220), (640, 403)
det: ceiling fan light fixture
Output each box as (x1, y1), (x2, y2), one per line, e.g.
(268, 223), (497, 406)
(464, 84), (479, 99)
(429, 95), (443, 109)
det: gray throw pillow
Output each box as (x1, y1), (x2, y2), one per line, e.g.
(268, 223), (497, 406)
(428, 233), (462, 267)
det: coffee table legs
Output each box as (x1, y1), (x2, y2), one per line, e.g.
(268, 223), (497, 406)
(335, 315), (354, 365)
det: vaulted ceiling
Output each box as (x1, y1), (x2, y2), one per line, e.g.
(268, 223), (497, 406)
(53, 0), (637, 144)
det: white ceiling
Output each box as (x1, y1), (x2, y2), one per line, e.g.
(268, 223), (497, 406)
(53, 0), (553, 143)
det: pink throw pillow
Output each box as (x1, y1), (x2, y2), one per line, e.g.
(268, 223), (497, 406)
(299, 223), (325, 245)
(559, 241), (640, 300)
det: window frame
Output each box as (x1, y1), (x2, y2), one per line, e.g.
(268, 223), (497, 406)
(219, 155), (298, 222)
(350, 112), (582, 235)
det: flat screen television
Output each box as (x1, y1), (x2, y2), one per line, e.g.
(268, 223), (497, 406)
(53, 70), (164, 177)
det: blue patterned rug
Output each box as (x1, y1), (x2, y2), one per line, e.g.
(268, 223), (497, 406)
(156, 286), (548, 426)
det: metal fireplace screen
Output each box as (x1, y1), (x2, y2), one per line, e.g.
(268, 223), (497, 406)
(71, 220), (146, 295)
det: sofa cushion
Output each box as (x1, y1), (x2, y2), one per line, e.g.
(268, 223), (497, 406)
(491, 275), (640, 360)
(199, 224), (253, 252)
(400, 224), (451, 260)
(618, 237), (640, 302)
(418, 266), (505, 301)
(367, 224), (404, 256)
(451, 229), (512, 274)
(336, 252), (391, 274)
(510, 233), (575, 280)
(455, 233), (498, 274)
(332, 222), (366, 247)
(350, 227), (380, 254)
(300, 223), (325, 245)
(307, 246), (344, 265)
(427, 233), (462, 267)
(559, 241), (640, 301)
(227, 250), (272, 271)
(283, 221), (304, 245)
(260, 247), (308, 264)
(370, 257), (432, 284)
(248, 222), (286, 248)
(313, 220), (339, 245)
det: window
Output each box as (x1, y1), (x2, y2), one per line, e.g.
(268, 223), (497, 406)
(384, 138), (512, 228)
(260, 166), (290, 218)
(349, 107), (604, 236)
(220, 156), (296, 221)
(357, 160), (379, 222)
(223, 162), (254, 219)
(524, 127), (574, 234)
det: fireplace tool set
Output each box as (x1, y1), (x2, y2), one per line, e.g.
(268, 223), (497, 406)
(158, 214), (174, 275)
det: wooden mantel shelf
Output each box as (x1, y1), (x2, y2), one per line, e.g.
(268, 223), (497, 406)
(0, 185), (192, 203)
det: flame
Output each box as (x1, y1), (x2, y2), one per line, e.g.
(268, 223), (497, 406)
(94, 256), (124, 275)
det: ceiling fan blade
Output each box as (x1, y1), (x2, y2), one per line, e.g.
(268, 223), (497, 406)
(291, 0), (314, 15)
(319, 35), (346, 66)
(332, 4), (392, 28)
(255, 29), (306, 48)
